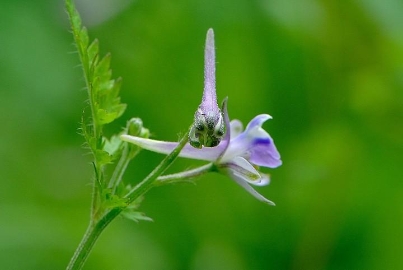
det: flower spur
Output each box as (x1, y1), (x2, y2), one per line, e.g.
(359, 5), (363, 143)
(189, 28), (225, 148)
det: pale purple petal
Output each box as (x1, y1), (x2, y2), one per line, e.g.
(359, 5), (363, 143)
(253, 173), (271, 186)
(230, 119), (243, 138)
(228, 170), (275, 205)
(220, 114), (271, 161)
(249, 134), (282, 168)
(246, 115), (281, 167)
(245, 114), (272, 131)
(220, 114), (281, 168)
(222, 156), (262, 185)
(121, 135), (224, 161)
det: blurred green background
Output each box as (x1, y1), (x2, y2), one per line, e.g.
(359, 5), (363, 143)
(1, 0), (402, 269)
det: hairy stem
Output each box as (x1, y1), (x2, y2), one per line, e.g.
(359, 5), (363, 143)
(108, 144), (131, 194)
(125, 129), (191, 204)
(156, 163), (214, 186)
(67, 130), (190, 270)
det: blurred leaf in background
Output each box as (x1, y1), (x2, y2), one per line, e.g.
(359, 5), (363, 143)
(0, 0), (402, 269)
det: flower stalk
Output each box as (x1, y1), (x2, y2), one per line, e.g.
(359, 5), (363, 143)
(156, 163), (215, 186)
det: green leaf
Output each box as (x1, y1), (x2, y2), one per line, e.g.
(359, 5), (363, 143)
(111, 77), (123, 94)
(79, 27), (89, 49)
(95, 149), (112, 165)
(112, 103), (127, 119)
(102, 189), (128, 209)
(120, 195), (153, 222)
(97, 109), (118, 125)
(87, 39), (99, 66)
(95, 53), (111, 80)
(67, 0), (133, 193)
(121, 210), (153, 223)
(66, 0), (81, 31)
(103, 135), (124, 159)
(67, 0), (126, 133)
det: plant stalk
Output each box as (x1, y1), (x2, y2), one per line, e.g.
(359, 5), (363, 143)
(67, 130), (190, 270)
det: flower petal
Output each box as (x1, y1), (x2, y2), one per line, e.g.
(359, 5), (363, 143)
(245, 114), (272, 130)
(228, 170), (275, 205)
(230, 119), (243, 138)
(121, 135), (225, 161)
(222, 156), (264, 185)
(220, 114), (282, 168)
(253, 173), (271, 186)
(248, 132), (282, 168)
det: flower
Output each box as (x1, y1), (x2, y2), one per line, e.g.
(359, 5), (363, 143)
(121, 99), (282, 205)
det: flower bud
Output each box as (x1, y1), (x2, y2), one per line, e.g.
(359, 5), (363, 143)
(127, 118), (149, 138)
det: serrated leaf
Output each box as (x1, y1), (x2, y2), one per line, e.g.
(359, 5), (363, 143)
(121, 210), (153, 223)
(95, 53), (111, 78)
(112, 103), (127, 119)
(98, 78), (114, 96)
(102, 189), (128, 209)
(95, 149), (112, 165)
(79, 27), (89, 51)
(91, 76), (100, 102)
(87, 39), (99, 64)
(112, 77), (123, 93)
(67, 0), (129, 192)
(98, 79), (114, 94)
(98, 109), (118, 125)
(103, 135), (124, 158)
(65, 0), (81, 31)
(71, 12), (81, 30)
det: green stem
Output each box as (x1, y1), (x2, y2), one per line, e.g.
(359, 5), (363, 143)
(90, 176), (99, 219)
(156, 163), (214, 186)
(67, 130), (190, 270)
(125, 129), (191, 204)
(66, 208), (121, 270)
(66, 0), (104, 217)
(108, 144), (131, 194)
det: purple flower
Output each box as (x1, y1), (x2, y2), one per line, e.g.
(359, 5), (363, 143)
(189, 28), (225, 148)
(121, 99), (282, 205)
